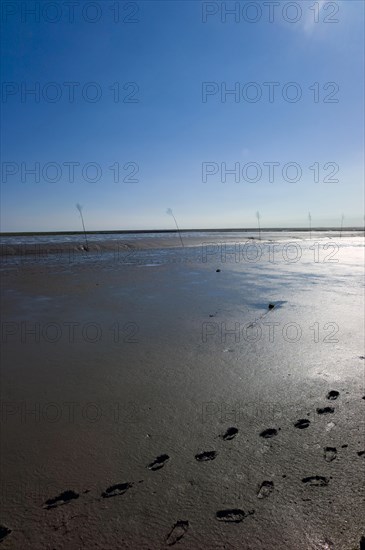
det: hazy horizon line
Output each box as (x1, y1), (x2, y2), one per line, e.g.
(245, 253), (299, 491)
(1, 226), (364, 237)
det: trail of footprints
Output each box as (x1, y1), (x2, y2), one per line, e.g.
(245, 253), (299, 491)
(2, 389), (363, 546)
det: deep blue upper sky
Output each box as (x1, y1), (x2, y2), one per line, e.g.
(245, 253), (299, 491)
(1, 0), (364, 231)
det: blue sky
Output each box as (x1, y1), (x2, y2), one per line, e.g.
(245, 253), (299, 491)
(1, 0), (364, 231)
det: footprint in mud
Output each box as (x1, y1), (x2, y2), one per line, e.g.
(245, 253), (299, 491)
(44, 490), (79, 510)
(327, 390), (339, 400)
(317, 407), (335, 415)
(0, 526), (11, 542)
(221, 427), (238, 440)
(260, 428), (279, 438)
(302, 476), (329, 487)
(324, 447), (337, 462)
(294, 419), (310, 429)
(147, 454), (170, 471)
(166, 520), (189, 546)
(101, 482), (133, 498)
(257, 480), (274, 499)
(215, 509), (254, 523)
(195, 450), (217, 462)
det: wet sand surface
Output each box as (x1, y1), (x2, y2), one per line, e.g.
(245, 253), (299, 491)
(1, 233), (364, 549)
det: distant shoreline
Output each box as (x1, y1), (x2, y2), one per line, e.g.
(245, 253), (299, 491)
(1, 227), (364, 237)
